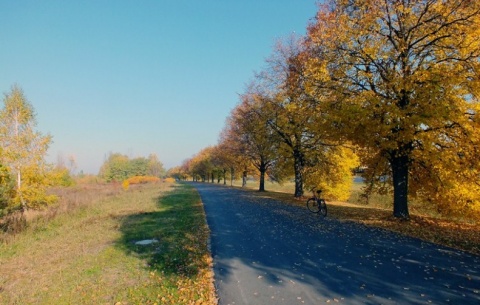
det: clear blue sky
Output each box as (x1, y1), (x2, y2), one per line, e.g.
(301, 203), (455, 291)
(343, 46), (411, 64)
(0, 0), (319, 174)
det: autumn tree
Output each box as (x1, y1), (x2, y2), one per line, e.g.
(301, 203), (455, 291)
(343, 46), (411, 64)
(215, 133), (253, 187)
(254, 37), (358, 198)
(209, 144), (236, 185)
(222, 90), (281, 191)
(167, 166), (187, 181)
(0, 85), (54, 210)
(210, 143), (232, 185)
(307, 0), (480, 218)
(188, 147), (217, 182)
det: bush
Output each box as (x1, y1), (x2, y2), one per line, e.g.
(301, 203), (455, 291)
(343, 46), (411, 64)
(124, 176), (161, 185)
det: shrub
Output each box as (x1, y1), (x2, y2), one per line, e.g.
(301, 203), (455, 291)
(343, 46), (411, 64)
(163, 177), (176, 183)
(124, 176), (161, 185)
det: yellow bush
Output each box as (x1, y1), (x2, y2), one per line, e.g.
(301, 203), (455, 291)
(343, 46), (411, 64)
(163, 177), (176, 183)
(124, 176), (160, 185)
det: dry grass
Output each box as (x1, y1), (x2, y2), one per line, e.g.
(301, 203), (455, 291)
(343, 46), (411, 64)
(0, 182), (216, 305)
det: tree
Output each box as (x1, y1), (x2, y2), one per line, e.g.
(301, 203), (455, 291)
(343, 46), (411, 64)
(214, 135), (252, 186)
(307, 0), (480, 218)
(188, 147), (216, 182)
(98, 153), (166, 182)
(99, 153), (130, 182)
(255, 37), (358, 198)
(167, 166), (187, 181)
(209, 144), (232, 185)
(0, 85), (53, 210)
(147, 153), (166, 177)
(222, 90), (280, 191)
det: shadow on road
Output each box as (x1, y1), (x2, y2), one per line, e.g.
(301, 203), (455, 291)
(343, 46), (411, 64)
(194, 182), (480, 305)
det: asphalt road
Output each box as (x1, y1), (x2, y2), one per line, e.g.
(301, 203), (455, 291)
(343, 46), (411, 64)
(192, 182), (480, 305)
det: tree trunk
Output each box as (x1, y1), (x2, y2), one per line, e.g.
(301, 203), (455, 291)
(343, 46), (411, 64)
(17, 169), (26, 211)
(293, 149), (304, 198)
(223, 169), (227, 185)
(391, 152), (410, 220)
(259, 163), (266, 192)
(242, 170), (247, 187)
(17, 169), (21, 190)
(230, 167), (234, 186)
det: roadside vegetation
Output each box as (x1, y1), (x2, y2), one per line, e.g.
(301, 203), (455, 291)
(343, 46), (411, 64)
(0, 182), (216, 305)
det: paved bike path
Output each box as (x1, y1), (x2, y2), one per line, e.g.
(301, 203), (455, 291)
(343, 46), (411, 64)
(193, 183), (480, 305)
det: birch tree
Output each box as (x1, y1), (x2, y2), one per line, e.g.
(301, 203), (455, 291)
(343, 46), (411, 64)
(0, 85), (53, 210)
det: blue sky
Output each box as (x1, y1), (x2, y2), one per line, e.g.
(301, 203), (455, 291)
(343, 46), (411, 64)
(0, 1), (319, 174)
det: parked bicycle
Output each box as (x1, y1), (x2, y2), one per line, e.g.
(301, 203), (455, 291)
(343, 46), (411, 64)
(307, 188), (327, 217)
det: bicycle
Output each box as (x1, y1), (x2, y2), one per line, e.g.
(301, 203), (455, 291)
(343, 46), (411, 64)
(307, 188), (327, 217)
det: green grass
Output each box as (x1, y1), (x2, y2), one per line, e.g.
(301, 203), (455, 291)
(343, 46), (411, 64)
(0, 183), (215, 305)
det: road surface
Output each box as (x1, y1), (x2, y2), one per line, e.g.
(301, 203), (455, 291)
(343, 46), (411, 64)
(193, 182), (480, 305)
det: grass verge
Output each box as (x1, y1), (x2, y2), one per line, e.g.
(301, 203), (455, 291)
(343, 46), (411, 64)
(0, 183), (216, 305)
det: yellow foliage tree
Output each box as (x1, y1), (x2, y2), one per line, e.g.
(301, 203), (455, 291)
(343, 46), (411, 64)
(0, 85), (54, 210)
(222, 89), (281, 191)
(304, 146), (359, 201)
(253, 37), (359, 198)
(307, 0), (480, 219)
(17, 164), (57, 209)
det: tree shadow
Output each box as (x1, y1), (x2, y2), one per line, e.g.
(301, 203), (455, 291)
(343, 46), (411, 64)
(115, 186), (209, 277)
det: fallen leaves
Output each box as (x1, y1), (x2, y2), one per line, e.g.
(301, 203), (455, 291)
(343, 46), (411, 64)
(248, 189), (480, 256)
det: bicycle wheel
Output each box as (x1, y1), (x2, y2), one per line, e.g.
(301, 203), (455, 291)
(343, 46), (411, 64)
(319, 199), (327, 217)
(307, 198), (320, 213)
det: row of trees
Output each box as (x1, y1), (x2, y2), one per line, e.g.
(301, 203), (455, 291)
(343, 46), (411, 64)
(175, 0), (480, 220)
(98, 153), (166, 182)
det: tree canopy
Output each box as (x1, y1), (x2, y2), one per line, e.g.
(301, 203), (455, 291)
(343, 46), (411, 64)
(305, 0), (480, 218)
